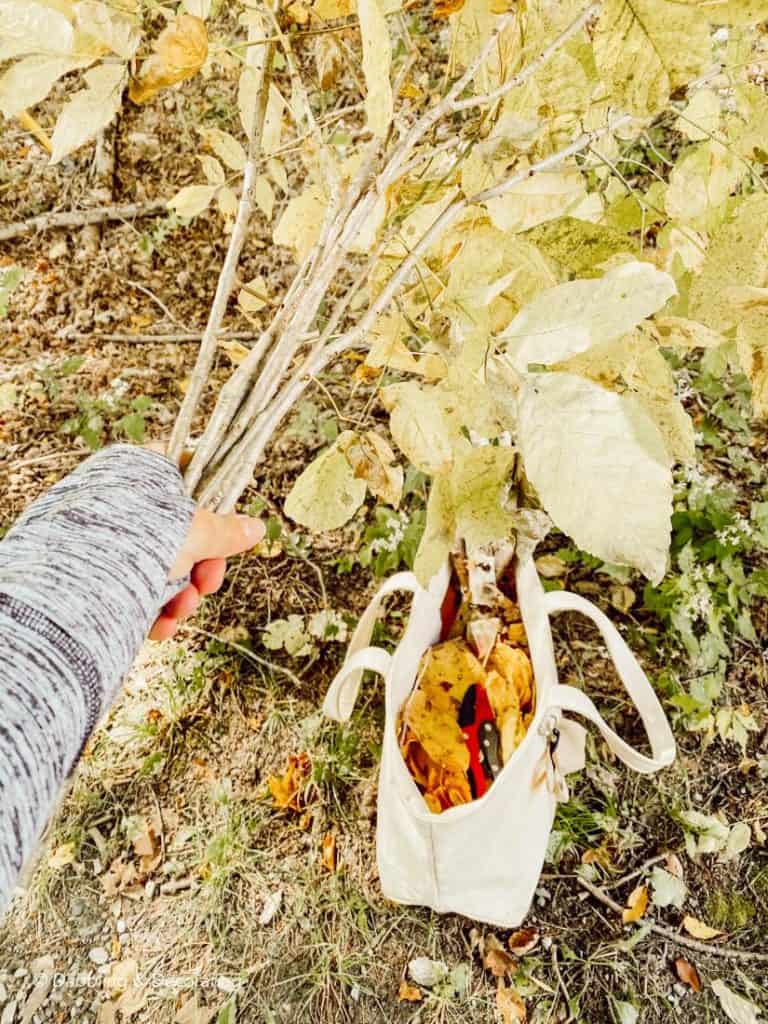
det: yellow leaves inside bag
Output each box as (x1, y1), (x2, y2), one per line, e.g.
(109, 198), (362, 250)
(129, 14), (208, 105)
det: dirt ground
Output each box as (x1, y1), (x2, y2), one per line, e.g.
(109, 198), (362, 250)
(1, 48), (767, 1024)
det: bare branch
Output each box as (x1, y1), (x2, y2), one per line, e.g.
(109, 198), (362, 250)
(168, 38), (276, 466)
(0, 200), (167, 242)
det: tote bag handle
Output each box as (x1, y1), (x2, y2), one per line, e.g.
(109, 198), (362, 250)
(323, 572), (421, 722)
(543, 589), (675, 774)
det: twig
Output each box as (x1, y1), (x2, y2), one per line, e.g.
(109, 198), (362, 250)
(62, 331), (263, 344)
(126, 279), (189, 331)
(577, 876), (768, 963)
(603, 853), (668, 891)
(186, 625), (305, 689)
(550, 945), (573, 1024)
(167, 34), (276, 465)
(0, 200), (168, 242)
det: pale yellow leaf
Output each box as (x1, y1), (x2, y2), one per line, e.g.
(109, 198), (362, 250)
(273, 183), (326, 260)
(0, 0), (74, 61)
(74, 1), (140, 59)
(50, 61), (126, 164)
(500, 262), (676, 372)
(262, 83), (284, 154)
(0, 55), (89, 118)
(414, 476), (455, 585)
(358, 0), (393, 138)
(594, 0), (711, 117)
(682, 915), (723, 940)
(712, 979), (762, 1024)
(516, 373), (673, 582)
(338, 430), (403, 507)
(381, 381), (460, 475)
(219, 339), (250, 364)
(665, 140), (745, 229)
(168, 184), (217, 219)
(313, 0), (354, 18)
(284, 443), (367, 531)
(676, 87), (721, 140)
(484, 166), (588, 233)
(216, 185), (238, 219)
(198, 153), (225, 185)
(254, 174), (275, 221)
(267, 156), (288, 192)
(48, 841), (77, 869)
(237, 9), (266, 139)
(655, 316), (727, 350)
(238, 274), (269, 313)
(199, 127), (246, 170)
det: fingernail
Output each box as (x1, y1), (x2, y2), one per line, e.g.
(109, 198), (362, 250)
(243, 517), (266, 544)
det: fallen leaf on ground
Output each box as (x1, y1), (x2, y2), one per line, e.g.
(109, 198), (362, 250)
(48, 841), (77, 869)
(507, 928), (540, 957)
(259, 889), (283, 926)
(482, 934), (515, 978)
(665, 853), (684, 877)
(174, 995), (218, 1024)
(497, 982), (527, 1023)
(712, 979), (762, 1024)
(674, 957), (702, 992)
(321, 833), (337, 872)
(132, 819), (161, 875)
(398, 979), (423, 1002)
(682, 915), (723, 940)
(268, 753), (311, 811)
(622, 885), (649, 923)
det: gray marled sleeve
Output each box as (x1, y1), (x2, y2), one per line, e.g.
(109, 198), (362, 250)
(0, 444), (195, 916)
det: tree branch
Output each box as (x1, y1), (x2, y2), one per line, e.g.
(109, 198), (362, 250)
(0, 200), (167, 242)
(168, 37), (276, 466)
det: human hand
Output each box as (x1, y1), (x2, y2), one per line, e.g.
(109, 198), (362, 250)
(149, 507), (265, 641)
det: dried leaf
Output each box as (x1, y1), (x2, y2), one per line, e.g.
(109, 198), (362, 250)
(259, 889), (283, 926)
(267, 753), (311, 811)
(682, 915), (723, 940)
(254, 175), (275, 221)
(482, 934), (515, 977)
(535, 555), (567, 579)
(712, 979), (762, 1024)
(129, 13), (208, 105)
(674, 957), (701, 992)
(48, 841), (77, 869)
(219, 340), (250, 365)
(507, 928), (540, 957)
(358, 0), (393, 138)
(174, 995), (218, 1024)
(337, 430), (403, 507)
(321, 833), (337, 872)
(398, 979), (423, 1002)
(497, 983), (527, 1023)
(75, 1), (140, 59)
(622, 885), (649, 923)
(50, 62), (126, 164)
(484, 166), (588, 234)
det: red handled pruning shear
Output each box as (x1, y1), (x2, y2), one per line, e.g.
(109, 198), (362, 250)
(459, 683), (502, 799)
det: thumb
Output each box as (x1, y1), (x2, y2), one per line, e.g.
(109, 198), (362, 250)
(171, 508), (265, 578)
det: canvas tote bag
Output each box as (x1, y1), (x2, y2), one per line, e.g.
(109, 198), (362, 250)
(323, 555), (676, 928)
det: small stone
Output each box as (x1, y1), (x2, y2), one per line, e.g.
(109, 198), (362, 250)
(87, 949), (108, 967)
(13, 970), (28, 980)
(216, 977), (236, 994)
(115, 920), (126, 935)
(70, 899), (85, 918)
(47, 240), (68, 261)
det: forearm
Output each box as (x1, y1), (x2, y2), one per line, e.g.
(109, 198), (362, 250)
(0, 445), (195, 915)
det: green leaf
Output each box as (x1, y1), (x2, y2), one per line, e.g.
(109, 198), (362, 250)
(284, 443), (366, 531)
(116, 412), (146, 444)
(413, 476), (455, 586)
(216, 999), (237, 1024)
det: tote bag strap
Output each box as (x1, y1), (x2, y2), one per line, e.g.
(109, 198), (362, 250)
(323, 571), (421, 722)
(543, 589), (675, 774)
